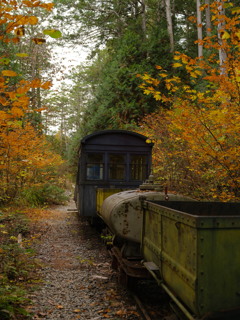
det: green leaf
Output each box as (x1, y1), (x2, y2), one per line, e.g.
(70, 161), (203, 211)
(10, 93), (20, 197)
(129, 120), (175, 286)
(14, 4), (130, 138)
(43, 29), (62, 38)
(0, 58), (10, 65)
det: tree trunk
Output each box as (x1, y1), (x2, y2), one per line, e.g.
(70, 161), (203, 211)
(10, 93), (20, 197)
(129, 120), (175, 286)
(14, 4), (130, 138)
(205, 0), (211, 37)
(141, 0), (146, 38)
(165, 0), (174, 53)
(217, 1), (227, 73)
(196, 0), (203, 57)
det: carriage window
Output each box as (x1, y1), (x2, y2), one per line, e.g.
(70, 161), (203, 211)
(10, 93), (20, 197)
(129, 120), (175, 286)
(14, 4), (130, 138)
(131, 155), (147, 180)
(86, 154), (103, 180)
(109, 154), (125, 180)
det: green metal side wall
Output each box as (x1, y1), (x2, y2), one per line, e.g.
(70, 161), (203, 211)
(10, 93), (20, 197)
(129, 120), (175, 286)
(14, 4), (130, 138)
(142, 201), (240, 318)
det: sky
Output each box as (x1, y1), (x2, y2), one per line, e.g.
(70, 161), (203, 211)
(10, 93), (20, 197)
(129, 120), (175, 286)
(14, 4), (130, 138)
(49, 44), (90, 89)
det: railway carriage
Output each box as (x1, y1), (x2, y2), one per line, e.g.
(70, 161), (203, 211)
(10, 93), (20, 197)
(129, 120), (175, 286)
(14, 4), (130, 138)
(74, 129), (153, 221)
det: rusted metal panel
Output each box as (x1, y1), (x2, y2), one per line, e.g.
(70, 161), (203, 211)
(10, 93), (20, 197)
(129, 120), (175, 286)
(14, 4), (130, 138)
(142, 200), (240, 319)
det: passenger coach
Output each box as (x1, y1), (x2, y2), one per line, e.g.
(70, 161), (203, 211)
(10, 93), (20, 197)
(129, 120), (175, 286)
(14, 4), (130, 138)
(74, 130), (153, 220)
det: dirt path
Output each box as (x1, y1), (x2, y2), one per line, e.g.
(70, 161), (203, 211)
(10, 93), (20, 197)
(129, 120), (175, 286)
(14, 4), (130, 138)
(28, 200), (141, 320)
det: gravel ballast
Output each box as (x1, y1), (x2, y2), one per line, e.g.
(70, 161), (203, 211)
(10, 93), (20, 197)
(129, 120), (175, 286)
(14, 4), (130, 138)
(29, 200), (142, 320)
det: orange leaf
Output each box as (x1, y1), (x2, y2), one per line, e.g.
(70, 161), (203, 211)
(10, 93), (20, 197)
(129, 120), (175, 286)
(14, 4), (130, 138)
(32, 38), (46, 44)
(30, 79), (42, 88)
(14, 26), (25, 36)
(2, 70), (18, 77)
(116, 309), (127, 315)
(0, 96), (8, 106)
(40, 3), (54, 11)
(41, 81), (52, 89)
(28, 16), (38, 25)
(11, 107), (24, 117)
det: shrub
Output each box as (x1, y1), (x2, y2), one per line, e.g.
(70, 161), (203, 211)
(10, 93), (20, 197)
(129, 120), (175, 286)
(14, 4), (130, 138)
(19, 183), (69, 207)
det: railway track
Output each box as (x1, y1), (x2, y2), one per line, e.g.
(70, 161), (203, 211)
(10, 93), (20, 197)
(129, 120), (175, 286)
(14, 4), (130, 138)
(132, 292), (153, 320)
(129, 278), (176, 320)
(104, 235), (176, 320)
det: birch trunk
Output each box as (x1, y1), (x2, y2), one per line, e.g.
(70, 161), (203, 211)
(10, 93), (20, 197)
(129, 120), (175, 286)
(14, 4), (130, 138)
(165, 0), (174, 53)
(141, 0), (147, 38)
(196, 0), (203, 57)
(218, 1), (227, 72)
(205, 0), (211, 37)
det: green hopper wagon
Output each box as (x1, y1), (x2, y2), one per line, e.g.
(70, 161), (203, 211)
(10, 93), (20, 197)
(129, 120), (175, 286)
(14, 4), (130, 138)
(141, 200), (240, 319)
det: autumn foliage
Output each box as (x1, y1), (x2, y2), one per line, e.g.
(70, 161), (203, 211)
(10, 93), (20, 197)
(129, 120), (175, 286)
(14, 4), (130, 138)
(138, 1), (240, 201)
(0, 0), (63, 203)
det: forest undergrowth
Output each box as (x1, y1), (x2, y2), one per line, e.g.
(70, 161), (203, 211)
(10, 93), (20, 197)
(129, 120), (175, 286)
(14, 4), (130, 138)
(0, 187), (70, 320)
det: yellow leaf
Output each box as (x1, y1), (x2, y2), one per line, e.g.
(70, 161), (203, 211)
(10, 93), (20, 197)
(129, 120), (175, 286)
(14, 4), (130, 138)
(152, 79), (160, 86)
(142, 74), (150, 80)
(222, 31), (230, 40)
(190, 72), (198, 78)
(194, 70), (202, 76)
(174, 55), (181, 60)
(231, 7), (240, 14)
(154, 94), (162, 101)
(173, 63), (182, 68)
(159, 73), (168, 78)
(16, 53), (29, 58)
(144, 89), (151, 95)
(235, 31), (240, 40)
(27, 16), (38, 25)
(2, 70), (18, 77)
(147, 86), (155, 91)
(186, 66), (193, 72)
(182, 56), (189, 64)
